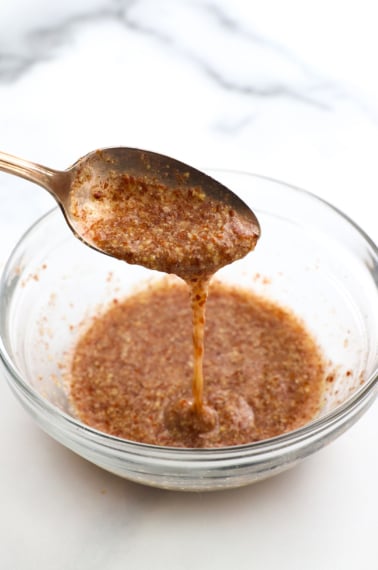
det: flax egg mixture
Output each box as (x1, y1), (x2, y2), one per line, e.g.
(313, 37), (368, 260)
(69, 166), (325, 448)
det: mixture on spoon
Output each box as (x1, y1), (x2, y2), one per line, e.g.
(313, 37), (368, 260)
(69, 165), (325, 447)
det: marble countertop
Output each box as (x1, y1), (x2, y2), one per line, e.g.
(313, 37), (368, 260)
(0, 1), (377, 568)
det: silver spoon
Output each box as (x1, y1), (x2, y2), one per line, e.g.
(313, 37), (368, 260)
(0, 147), (260, 275)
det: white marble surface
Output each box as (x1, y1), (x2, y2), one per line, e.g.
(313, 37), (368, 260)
(0, 1), (377, 568)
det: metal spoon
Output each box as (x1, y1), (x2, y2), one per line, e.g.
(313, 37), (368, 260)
(0, 147), (260, 271)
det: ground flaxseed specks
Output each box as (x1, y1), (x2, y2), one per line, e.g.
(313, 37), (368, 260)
(69, 171), (259, 281)
(70, 280), (325, 448)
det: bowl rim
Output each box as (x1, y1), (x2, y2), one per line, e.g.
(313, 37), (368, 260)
(1, 171), (378, 459)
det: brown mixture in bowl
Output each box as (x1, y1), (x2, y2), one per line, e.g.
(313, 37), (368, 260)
(70, 280), (325, 447)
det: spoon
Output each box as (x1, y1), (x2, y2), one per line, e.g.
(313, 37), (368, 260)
(0, 147), (260, 275)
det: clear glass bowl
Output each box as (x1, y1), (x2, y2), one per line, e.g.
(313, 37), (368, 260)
(1, 172), (378, 491)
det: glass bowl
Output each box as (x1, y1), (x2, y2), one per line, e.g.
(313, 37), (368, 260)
(1, 171), (378, 491)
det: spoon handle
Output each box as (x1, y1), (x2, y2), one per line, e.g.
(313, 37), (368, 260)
(0, 150), (59, 193)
